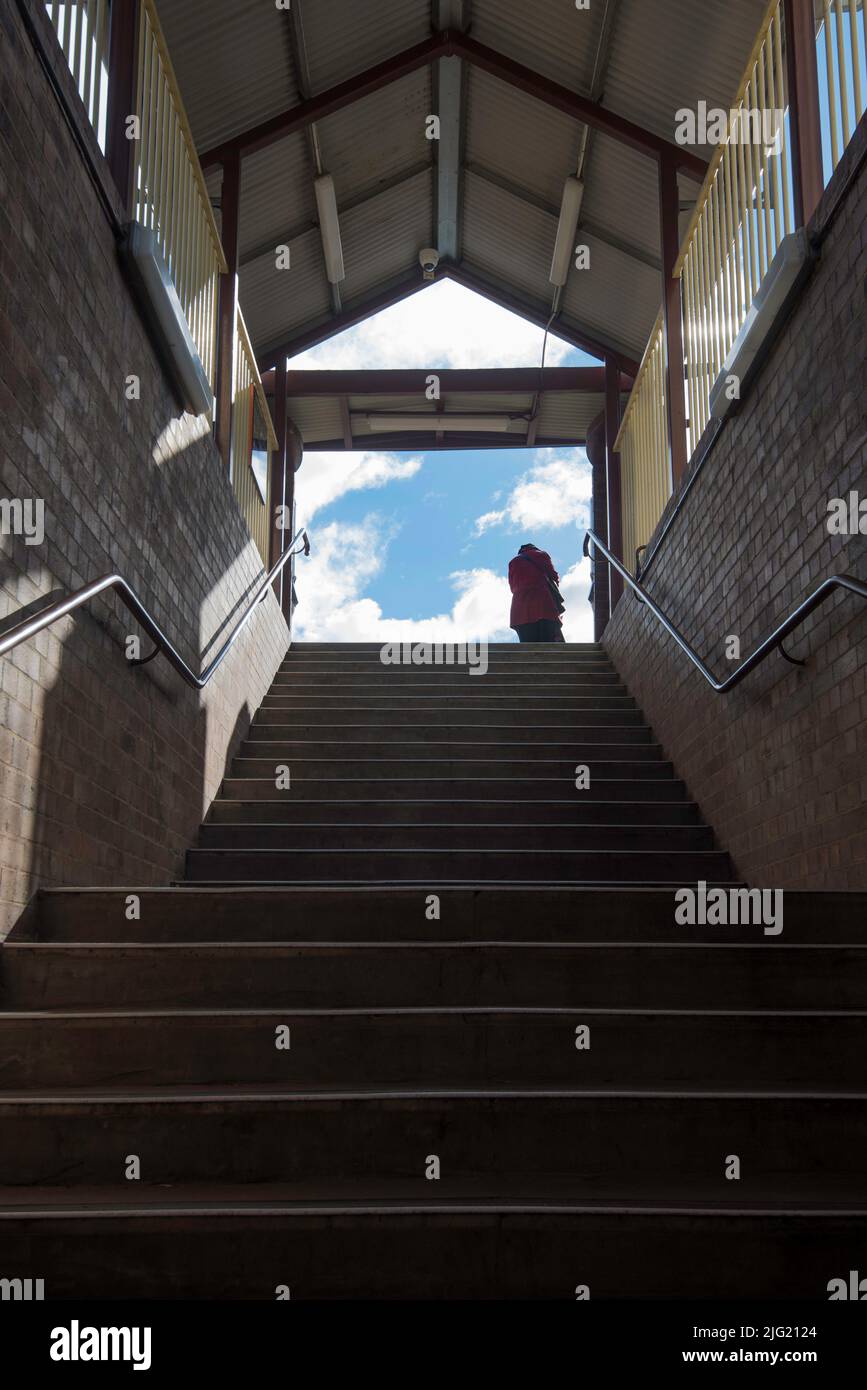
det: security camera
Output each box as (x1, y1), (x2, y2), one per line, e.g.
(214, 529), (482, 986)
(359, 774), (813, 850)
(419, 247), (440, 280)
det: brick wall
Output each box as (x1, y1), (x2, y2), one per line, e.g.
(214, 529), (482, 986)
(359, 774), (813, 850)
(0, 2), (289, 935)
(604, 124), (867, 889)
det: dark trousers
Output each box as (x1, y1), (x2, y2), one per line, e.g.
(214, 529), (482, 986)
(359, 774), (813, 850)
(515, 620), (565, 643)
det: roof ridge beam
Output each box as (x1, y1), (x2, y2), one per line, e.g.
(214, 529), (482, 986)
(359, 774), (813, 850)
(261, 367), (626, 393)
(200, 30), (707, 182)
(451, 33), (707, 181)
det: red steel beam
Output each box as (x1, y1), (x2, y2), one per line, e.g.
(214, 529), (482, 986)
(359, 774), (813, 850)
(200, 33), (454, 169)
(269, 354), (289, 610)
(444, 264), (641, 376)
(262, 367), (629, 394)
(450, 32), (709, 182)
(255, 275), (431, 373)
(658, 155), (688, 488)
(214, 149), (241, 469)
(604, 356), (624, 610)
(199, 31), (707, 183)
(105, 0), (141, 210)
(784, 0), (824, 226)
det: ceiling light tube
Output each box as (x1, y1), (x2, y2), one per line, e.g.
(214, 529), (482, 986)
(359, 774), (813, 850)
(549, 176), (585, 287)
(356, 414), (514, 433)
(314, 173), (345, 284)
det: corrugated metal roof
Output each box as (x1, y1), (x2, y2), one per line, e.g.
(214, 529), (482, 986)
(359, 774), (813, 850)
(157, 0), (298, 151)
(156, 0), (778, 368)
(239, 228), (331, 352)
(317, 72), (433, 207)
(580, 134), (661, 262)
(471, 0), (607, 97)
(299, 0), (431, 93)
(537, 390), (605, 437)
(285, 396), (345, 443)
(462, 170), (555, 305)
(340, 168), (433, 301)
(465, 68), (582, 209)
(238, 134), (317, 264)
(603, 0), (771, 154)
(561, 232), (660, 358)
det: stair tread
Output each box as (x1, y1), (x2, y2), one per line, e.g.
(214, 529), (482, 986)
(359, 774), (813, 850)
(2, 1183), (867, 1216)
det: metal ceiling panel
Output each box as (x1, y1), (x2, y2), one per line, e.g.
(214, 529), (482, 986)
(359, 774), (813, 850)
(317, 72), (433, 207)
(339, 168), (433, 301)
(470, 0), (607, 97)
(239, 229), (330, 353)
(285, 396), (345, 443)
(580, 133), (661, 262)
(461, 169), (555, 305)
(157, 0), (298, 152)
(560, 232), (661, 358)
(603, 0), (772, 155)
(465, 68), (582, 209)
(537, 390), (605, 437)
(238, 134), (317, 264)
(298, 0), (431, 93)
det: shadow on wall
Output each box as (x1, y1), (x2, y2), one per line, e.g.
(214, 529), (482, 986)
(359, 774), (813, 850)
(0, 428), (267, 935)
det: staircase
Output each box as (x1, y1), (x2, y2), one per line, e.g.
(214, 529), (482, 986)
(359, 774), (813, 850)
(1, 641), (866, 1299)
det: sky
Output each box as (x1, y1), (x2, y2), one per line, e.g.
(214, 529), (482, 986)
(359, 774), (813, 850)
(289, 278), (596, 643)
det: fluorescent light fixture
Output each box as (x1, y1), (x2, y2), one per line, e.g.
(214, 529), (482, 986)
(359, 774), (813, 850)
(355, 413), (515, 433)
(709, 229), (813, 421)
(549, 176), (585, 287)
(314, 173), (345, 284)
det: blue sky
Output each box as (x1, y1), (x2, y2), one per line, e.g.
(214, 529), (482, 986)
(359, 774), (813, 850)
(290, 279), (597, 643)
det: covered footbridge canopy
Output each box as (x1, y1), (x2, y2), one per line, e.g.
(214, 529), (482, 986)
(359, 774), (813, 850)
(157, 0), (770, 384)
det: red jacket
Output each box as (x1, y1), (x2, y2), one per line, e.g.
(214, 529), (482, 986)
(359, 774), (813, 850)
(508, 549), (562, 629)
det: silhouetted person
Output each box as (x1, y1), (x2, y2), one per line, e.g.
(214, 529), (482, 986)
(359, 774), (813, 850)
(508, 543), (566, 643)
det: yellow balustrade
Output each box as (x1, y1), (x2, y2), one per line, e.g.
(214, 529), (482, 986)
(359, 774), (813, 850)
(614, 312), (671, 567)
(231, 308), (279, 568)
(132, 0), (227, 391)
(675, 0), (795, 452)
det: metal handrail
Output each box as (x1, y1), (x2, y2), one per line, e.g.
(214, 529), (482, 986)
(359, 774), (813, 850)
(584, 529), (867, 693)
(0, 528), (310, 690)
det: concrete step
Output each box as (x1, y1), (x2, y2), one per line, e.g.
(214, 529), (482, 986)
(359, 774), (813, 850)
(260, 683), (628, 703)
(3, 942), (860, 1010)
(254, 706), (644, 726)
(33, 884), (808, 944)
(0, 1199), (863, 1298)
(184, 846), (730, 884)
(196, 823), (715, 853)
(218, 776), (687, 802)
(1, 1091), (866, 1196)
(284, 644), (603, 656)
(275, 665), (618, 679)
(228, 756), (674, 781)
(2, 1008), (865, 1090)
(238, 740), (661, 762)
(205, 800), (701, 827)
(245, 723), (651, 746)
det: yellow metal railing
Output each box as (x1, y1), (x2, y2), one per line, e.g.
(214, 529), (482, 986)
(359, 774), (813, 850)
(231, 308), (278, 567)
(45, 1), (110, 148)
(675, 0), (795, 452)
(817, 0), (867, 178)
(132, 0), (226, 391)
(614, 312), (672, 564)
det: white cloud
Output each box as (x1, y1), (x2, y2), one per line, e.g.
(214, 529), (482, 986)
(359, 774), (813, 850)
(474, 449), (592, 535)
(294, 449), (422, 523)
(293, 516), (594, 642)
(289, 279), (579, 370)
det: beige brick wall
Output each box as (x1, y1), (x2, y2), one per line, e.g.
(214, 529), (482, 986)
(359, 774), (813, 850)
(604, 125), (867, 888)
(0, 1), (288, 935)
